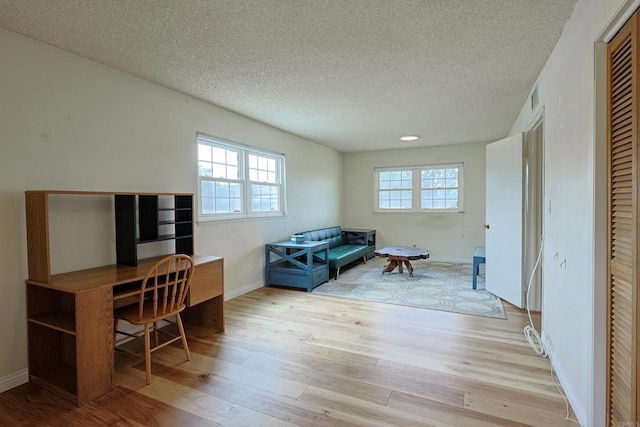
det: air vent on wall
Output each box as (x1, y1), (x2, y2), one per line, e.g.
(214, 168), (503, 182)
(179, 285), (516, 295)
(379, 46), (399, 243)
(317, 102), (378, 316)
(531, 85), (539, 111)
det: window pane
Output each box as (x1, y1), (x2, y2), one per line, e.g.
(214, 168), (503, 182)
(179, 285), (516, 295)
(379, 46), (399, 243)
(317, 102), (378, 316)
(202, 180), (214, 197)
(215, 198), (229, 212)
(199, 161), (213, 177)
(267, 158), (276, 171)
(433, 199), (446, 209)
(212, 163), (226, 179)
(249, 155), (257, 168)
(258, 156), (268, 170)
(229, 183), (241, 197)
(249, 169), (258, 181)
(268, 172), (276, 183)
(446, 189), (458, 199)
(202, 197), (215, 213)
(198, 144), (212, 162)
(379, 171), (390, 181)
(433, 178), (445, 188)
(230, 198), (241, 213)
(422, 169), (433, 179)
(212, 147), (226, 163)
(227, 166), (238, 180)
(227, 150), (239, 166)
(215, 182), (229, 197)
(379, 191), (390, 200)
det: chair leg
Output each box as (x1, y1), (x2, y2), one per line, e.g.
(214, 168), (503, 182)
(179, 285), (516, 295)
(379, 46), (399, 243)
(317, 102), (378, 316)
(176, 314), (191, 361)
(336, 267), (340, 279)
(144, 323), (151, 385)
(153, 321), (159, 348)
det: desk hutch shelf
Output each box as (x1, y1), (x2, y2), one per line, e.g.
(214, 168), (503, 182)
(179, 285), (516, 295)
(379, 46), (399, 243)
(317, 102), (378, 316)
(24, 190), (222, 406)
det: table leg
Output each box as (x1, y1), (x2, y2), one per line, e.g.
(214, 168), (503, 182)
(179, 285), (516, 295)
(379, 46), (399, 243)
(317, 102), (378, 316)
(382, 259), (398, 274)
(398, 260), (403, 274)
(404, 260), (414, 277)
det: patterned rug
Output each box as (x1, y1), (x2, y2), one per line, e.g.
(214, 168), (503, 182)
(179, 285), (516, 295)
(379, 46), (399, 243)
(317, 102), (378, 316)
(312, 258), (505, 319)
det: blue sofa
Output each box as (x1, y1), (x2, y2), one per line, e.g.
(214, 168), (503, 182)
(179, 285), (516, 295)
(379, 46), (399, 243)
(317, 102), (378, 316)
(299, 226), (371, 278)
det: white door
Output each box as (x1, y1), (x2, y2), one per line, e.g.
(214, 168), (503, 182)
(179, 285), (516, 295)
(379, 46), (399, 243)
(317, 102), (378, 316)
(485, 133), (524, 308)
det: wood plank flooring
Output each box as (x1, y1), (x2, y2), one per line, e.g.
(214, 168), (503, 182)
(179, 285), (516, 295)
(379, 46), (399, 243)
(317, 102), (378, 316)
(0, 287), (577, 426)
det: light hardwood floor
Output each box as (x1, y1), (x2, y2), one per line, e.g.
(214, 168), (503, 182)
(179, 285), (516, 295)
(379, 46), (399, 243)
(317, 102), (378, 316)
(1, 287), (577, 426)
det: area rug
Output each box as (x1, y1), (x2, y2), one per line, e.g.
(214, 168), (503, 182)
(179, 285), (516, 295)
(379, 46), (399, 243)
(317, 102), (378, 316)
(312, 258), (506, 319)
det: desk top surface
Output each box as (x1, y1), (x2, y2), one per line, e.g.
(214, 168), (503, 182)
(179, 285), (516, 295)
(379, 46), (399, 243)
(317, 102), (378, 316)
(26, 255), (222, 293)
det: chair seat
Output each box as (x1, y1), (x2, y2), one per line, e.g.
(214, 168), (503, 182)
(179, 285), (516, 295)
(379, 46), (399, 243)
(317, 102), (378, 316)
(115, 302), (186, 325)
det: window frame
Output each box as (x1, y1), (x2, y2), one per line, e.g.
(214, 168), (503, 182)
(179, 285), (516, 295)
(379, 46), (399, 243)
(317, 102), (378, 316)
(374, 163), (463, 213)
(197, 134), (286, 221)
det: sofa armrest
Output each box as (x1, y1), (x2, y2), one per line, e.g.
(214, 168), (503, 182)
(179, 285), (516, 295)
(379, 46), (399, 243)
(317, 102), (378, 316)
(342, 229), (368, 244)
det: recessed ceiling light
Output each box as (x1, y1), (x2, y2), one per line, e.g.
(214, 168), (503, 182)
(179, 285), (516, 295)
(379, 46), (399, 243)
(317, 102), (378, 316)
(400, 135), (419, 141)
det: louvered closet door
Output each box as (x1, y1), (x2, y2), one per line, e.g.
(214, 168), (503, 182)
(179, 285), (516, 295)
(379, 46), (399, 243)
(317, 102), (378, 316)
(607, 11), (639, 426)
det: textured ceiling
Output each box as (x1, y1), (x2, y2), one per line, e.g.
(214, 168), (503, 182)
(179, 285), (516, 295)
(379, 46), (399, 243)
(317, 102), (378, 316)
(0, 0), (577, 152)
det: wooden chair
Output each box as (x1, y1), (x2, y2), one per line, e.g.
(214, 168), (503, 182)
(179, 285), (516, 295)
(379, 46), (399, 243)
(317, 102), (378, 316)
(114, 254), (194, 384)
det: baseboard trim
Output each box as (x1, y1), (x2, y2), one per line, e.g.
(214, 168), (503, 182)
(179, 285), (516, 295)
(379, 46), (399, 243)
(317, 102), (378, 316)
(428, 257), (471, 264)
(225, 281), (264, 301)
(0, 368), (28, 393)
(545, 339), (586, 426)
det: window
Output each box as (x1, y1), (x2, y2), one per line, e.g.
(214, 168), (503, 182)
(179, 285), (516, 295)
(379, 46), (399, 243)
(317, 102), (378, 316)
(375, 164), (462, 212)
(197, 134), (286, 220)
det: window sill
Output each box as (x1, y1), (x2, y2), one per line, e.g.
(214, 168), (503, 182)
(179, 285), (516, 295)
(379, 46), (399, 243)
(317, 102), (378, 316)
(373, 210), (464, 215)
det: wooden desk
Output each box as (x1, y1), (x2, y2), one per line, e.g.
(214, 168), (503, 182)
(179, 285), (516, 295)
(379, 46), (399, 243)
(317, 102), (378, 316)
(26, 255), (224, 406)
(374, 246), (430, 277)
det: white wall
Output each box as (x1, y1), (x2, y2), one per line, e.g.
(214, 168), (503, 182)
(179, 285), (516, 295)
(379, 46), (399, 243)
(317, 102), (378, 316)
(0, 28), (342, 385)
(342, 142), (486, 262)
(509, 0), (628, 425)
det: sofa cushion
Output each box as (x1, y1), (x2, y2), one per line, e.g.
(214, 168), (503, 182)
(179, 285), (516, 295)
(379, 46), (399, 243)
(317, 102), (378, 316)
(302, 226), (343, 248)
(299, 225), (370, 271)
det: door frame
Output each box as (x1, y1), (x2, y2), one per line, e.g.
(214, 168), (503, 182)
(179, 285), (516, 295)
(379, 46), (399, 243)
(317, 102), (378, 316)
(524, 110), (545, 313)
